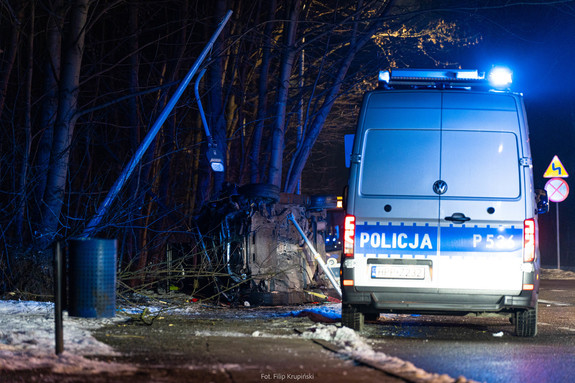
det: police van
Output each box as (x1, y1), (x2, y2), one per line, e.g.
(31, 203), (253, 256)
(341, 68), (548, 337)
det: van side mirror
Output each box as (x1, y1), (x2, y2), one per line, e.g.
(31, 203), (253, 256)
(535, 189), (549, 214)
(344, 134), (355, 168)
(342, 185), (349, 212)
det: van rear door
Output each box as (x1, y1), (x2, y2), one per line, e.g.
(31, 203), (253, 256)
(352, 92), (441, 288)
(437, 92), (525, 292)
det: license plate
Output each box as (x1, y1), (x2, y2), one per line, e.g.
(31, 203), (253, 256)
(371, 265), (426, 280)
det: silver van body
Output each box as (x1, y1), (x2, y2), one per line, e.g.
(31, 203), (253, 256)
(341, 69), (544, 337)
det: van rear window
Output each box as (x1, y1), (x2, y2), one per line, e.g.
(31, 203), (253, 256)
(442, 131), (520, 199)
(360, 129), (520, 199)
(360, 129), (440, 197)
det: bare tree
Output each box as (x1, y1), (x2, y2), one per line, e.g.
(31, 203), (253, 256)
(38, 0), (92, 253)
(249, 0), (277, 184)
(267, 0), (302, 188)
(15, 1), (35, 245)
(0, 0), (505, 291)
(0, 0), (24, 120)
(284, 1), (398, 193)
(33, 0), (64, 231)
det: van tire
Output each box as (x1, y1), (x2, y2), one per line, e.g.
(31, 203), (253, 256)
(342, 305), (364, 331)
(514, 307), (537, 337)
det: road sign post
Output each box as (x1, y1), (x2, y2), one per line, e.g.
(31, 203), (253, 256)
(556, 202), (560, 270)
(544, 156), (569, 270)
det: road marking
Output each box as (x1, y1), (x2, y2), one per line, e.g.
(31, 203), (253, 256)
(539, 299), (571, 307)
(558, 327), (575, 332)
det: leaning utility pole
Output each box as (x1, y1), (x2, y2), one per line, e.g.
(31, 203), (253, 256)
(82, 10), (232, 237)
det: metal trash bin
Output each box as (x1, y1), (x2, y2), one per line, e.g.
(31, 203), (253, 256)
(68, 238), (117, 318)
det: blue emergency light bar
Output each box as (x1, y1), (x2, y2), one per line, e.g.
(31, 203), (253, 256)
(379, 67), (512, 90)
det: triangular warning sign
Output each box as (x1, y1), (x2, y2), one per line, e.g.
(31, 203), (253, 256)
(544, 155), (569, 178)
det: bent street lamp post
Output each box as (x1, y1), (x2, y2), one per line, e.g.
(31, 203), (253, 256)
(82, 10), (232, 237)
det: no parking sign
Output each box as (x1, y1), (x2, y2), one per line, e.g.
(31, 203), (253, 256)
(545, 177), (569, 203)
(543, 156), (569, 269)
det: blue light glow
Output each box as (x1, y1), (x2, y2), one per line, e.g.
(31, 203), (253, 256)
(378, 70), (390, 83)
(488, 67), (513, 88)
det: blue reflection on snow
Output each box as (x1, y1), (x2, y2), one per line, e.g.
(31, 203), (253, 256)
(282, 305), (342, 321)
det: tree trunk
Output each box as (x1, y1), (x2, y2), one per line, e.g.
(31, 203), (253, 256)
(267, 0), (301, 188)
(125, 0), (142, 267)
(250, 0), (276, 184)
(158, 0), (189, 228)
(208, 0), (228, 197)
(15, 1), (35, 245)
(0, 1), (24, 120)
(38, 0), (91, 252)
(33, 0), (64, 223)
(194, 0), (229, 208)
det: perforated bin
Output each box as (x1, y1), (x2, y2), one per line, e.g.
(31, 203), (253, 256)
(67, 238), (117, 318)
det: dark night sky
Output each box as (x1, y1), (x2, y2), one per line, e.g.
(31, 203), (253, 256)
(318, 2), (575, 266)
(408, 3), (575, 266)
(469, 4), (575, 267)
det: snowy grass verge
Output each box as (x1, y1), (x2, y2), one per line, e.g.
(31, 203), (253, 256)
(0, 300), (134, 373)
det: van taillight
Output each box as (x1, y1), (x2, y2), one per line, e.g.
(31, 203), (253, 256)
(523, 218), (535, 263)
(344, 215), (355, 257)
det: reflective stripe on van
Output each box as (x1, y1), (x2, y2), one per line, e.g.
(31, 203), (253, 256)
(355, 222), (522, 257)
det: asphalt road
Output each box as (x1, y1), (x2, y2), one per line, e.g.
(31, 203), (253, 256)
(3, 277), (574, 383)
(365, 279), (575, 383)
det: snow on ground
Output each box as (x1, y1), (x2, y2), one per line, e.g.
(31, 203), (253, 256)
(0, 268), (573, 376)
(0, 300), (134, 373)
(300, 324), (462, 383)
(540, 267), (575, 280)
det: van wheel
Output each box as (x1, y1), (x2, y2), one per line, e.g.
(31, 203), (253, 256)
(514, 306), (537, 337)
(342, 305), (364, 331)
